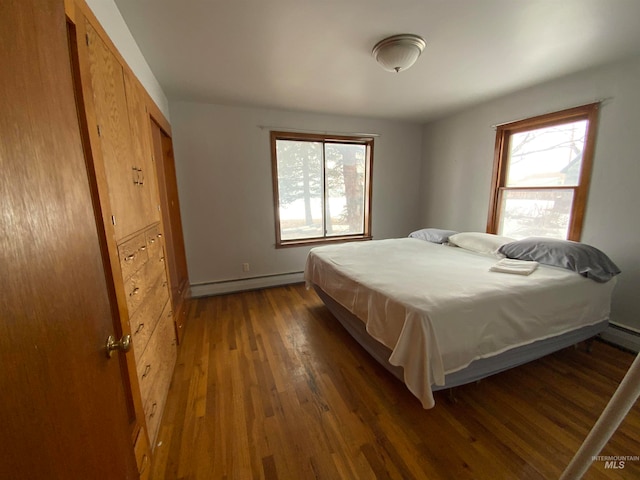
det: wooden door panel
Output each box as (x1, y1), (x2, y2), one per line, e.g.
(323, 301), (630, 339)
(85, 22), (145, 240)
(0, 1), (137, 478)
(160, 132), (189, 292)
(124, 70), (160, 224)
(150, 120), (189, 342)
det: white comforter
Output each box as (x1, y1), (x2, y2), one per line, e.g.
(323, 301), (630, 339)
(304, 238), (615, 408)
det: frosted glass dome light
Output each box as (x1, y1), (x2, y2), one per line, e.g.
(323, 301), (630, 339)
(372, 34), (426, 73)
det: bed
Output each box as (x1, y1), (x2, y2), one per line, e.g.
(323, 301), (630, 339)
(304, 234), (620, 408)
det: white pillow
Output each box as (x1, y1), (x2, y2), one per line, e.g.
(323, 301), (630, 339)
(448, 232), (515, 255)
(408, 228), (458, 244)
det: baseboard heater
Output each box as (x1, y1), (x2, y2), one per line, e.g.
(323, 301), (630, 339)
(600, 323), (640, 353)
(189, 271), (305, 297)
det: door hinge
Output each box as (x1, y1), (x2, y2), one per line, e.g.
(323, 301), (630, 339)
(85, 33), (89, 46)
(111, 215), (116, 226)
(97, 125), (101, 137)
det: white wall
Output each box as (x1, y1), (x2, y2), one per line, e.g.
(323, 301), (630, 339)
(170, 102), (423, 292)
(85, 0), (170, 119)
(419, 55), (640, 332)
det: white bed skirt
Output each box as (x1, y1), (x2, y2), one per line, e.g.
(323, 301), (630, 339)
(314, 285), (608, 393)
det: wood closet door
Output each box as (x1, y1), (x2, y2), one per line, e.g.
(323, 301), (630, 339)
(85, 22), (152, 240)
(0, 1), (137, 478)
(150, 120), (190, 341)
(124, 70), (160, 224)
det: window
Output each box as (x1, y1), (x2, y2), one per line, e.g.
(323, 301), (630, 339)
(487, 103), (600, 241)
(270, 131), (373, 247)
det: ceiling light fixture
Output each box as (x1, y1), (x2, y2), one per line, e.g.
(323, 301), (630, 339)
(372, 34), (426, 73)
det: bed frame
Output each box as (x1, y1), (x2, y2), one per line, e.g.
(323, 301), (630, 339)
(314, 285), (608, 391)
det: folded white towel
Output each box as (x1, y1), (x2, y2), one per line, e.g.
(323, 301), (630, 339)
(490, 258), (539, 275)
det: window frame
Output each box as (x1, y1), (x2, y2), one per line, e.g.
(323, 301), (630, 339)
(486, 103), (600, 241)
(270, 130), (374, 248)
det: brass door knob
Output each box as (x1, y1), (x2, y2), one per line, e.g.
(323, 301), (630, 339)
(105, 334), (132, 358)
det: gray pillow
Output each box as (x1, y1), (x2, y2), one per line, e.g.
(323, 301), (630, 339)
(498, 237), (621, 283)
(409, 228), (458, 244)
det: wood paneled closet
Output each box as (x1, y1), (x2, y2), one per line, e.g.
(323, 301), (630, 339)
(67, 0), (189, 476)
(1, 0), (188, 476)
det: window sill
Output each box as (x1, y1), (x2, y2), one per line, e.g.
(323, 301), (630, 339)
(276, 235), (372, 249)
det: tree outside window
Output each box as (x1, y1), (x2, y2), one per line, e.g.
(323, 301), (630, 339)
(270, 131), (373, 247)
(487, 103), (600, 241)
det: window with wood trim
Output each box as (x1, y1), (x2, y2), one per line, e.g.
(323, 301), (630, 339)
(270, 131), (373, 247)
(487, 103), (600, 241)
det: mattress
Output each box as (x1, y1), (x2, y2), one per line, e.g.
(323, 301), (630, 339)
(304, 238), (616, 408)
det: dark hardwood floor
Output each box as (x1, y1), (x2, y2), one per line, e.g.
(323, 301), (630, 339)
(150, 284), (640, 479)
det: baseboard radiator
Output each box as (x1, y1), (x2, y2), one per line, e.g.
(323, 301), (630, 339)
(600, 323), (640, 353)
(189, 271), (305, 297)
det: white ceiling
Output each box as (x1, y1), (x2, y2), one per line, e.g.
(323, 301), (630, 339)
(114, 0), (640, 123)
